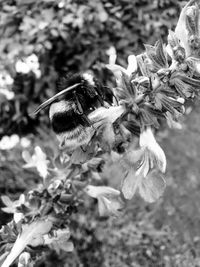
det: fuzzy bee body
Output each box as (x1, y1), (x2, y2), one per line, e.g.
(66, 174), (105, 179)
(49, 100), (95, 149)
(34, 73), (113, 150)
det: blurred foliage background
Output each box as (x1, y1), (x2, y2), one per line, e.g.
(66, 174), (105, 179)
(2, 0), (200, 266)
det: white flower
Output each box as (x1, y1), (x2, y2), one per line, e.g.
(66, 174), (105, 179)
(89, 106), (124, 128)
(106, 46), (117, 64)
(22, 146), (49, 179)
(0, 88), (15, 100)
(1, 194), (25, 214)
(18, 252), (31, 267)
(15, 54), (41, 78)
(138, 127), (166, 175)
(15, 60), (30, 74)
(0, 134), (20, 150)
(0, 72), (14, 87)
(127, 55), (138, 76)
(88, 106), (125, 148)
(122, 168), (166, 202)
(85, 185), (123, 216)
(26, 54), (41, 78)
(20, 137), (31, 148)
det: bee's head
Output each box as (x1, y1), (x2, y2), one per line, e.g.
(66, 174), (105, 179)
(33, 72), (113, 116)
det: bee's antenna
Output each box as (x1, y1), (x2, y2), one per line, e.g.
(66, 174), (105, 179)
(31, 83), (81, 116)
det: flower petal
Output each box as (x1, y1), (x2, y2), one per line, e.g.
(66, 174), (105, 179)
(139, 128), (166, 173)
(138, 169), (166, 203)
(85, 185), (120, 199)
(127, 55), (137, 75)
(97, 196), (123, 217)
(121, 167), (141, 200)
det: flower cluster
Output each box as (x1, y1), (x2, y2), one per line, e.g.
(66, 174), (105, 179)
(1, 1), (200, 266)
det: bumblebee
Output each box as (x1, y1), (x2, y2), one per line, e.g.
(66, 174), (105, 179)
(33, 73), (113, 150)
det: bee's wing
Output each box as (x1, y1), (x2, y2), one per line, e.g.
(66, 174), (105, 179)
(32, 83), (81, 115)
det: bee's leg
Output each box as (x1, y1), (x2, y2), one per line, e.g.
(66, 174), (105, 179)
(96, 94), (104, 106)
(81, 113), (92, 127)
(102, 86), (118, 106)
(73, 92), (84, 115)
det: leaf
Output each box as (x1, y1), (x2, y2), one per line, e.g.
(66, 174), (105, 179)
(173, 78), (194, 98)
(155, 40), (168, 68)
(138, 169), (166, 203)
